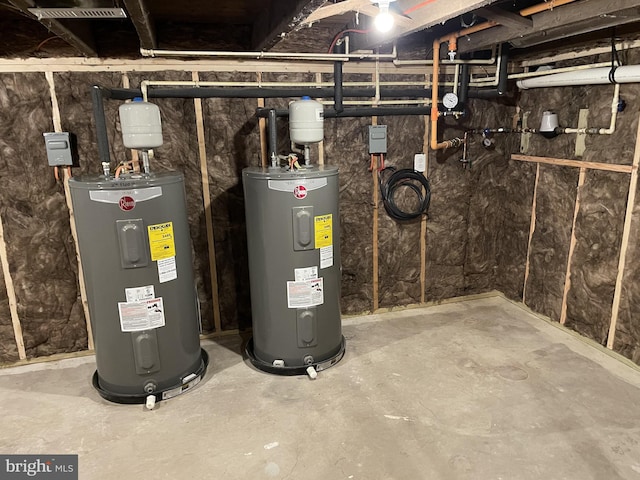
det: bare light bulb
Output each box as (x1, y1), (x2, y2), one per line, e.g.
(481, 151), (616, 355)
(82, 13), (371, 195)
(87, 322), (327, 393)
(374, 4), (394, 32)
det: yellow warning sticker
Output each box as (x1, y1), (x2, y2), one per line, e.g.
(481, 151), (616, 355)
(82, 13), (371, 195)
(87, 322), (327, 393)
(314, 214), (332, 249)
(148, 222), (176, 261)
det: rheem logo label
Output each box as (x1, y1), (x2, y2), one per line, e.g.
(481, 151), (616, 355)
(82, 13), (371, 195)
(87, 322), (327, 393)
(293, 185), (307, 199)
(119, 196), (136, 211)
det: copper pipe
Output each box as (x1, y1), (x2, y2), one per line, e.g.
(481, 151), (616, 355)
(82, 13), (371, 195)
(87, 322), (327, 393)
(519, 0), (576, 17)
(429, 0), (577, 151)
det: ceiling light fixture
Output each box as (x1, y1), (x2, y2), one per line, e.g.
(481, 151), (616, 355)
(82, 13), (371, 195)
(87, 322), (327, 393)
(372, 0), (396, 33)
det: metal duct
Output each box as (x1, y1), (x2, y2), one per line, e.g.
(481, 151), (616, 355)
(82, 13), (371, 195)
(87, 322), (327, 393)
(27, 0), (126, 18)
(28, 7), (126, 18)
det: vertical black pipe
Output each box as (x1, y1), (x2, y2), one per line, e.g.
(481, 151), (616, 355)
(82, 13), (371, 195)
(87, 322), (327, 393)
(333, 39), (345, 113)
(267, 109), (278, 166)
(459, 63), (470, 104)
(91, 85), (111, 166)
(497, 44), (510, 96)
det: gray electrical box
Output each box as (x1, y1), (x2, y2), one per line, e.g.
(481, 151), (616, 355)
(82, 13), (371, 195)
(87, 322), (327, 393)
(368, 125), (387, 154)
(43, 132), (73, 166)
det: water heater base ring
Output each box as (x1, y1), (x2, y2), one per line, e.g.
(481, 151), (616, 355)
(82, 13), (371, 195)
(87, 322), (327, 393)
(245, 336), (346, 376)
(92, 348), (209, 404)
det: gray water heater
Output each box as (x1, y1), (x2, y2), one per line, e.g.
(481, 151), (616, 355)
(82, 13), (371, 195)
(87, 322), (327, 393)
(69, 172), (207, 405)
(243, 165), (345, 376)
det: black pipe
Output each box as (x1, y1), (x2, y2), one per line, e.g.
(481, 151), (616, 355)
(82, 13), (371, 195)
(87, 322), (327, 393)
(107, 86), (445, 100)
(257, 106), (432, 118)
(459, 63), (470, 104)
(91, 85), (111, 166)
(497, 44), (510, 95)
(465, 43), (510, 99)
(333, 40), (345, 113)
(267, 109), (278, 166)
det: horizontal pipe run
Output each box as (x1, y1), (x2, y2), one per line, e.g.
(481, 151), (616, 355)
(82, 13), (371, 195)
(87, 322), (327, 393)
(520, 39), (640, 68)
(392, 46), (498, 66)
(517, 65), (640, 89)
(256, 106), (432, 118)
(140, 47), (397, 62)
(108, 86), (449, 100)
(318, 99), (432, 106)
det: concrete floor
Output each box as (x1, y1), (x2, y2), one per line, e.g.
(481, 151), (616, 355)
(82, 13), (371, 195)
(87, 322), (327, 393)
(1, 295), (640, 479)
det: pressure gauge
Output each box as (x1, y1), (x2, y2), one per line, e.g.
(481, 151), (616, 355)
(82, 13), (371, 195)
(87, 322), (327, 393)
(443, 92), (459, 110)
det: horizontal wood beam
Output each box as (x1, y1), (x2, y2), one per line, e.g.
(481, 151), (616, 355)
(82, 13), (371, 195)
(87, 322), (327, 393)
(460, 0), (640, 53)
(122, 0), (156, 50)
(476, 6), (532, 29)
(511, 154), (634, 173)
(391, 0), (495, 38)
(8, 0), (97, 57)
(305, 0), (371, 24)
(510, 4), (640, 48)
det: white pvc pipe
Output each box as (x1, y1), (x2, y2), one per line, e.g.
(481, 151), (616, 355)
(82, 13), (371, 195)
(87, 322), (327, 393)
(517, 65), (640, 89)
(563, 83), (620, 135)
(471, 61), (616, 86)
(141, 47), (397, 62)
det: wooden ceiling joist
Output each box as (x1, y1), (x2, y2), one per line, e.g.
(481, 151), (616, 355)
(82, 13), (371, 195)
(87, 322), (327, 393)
(122, 0), (156, 50)
(475, 6), (532, 29)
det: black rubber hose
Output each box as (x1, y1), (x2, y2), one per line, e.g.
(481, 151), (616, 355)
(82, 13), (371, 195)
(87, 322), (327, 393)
(378, 167), (431, 221)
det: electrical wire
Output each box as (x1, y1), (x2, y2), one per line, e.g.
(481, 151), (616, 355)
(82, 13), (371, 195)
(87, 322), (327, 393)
(327, 29), (370, 53)
(378, 166), (431, 221)
(609, 28), (622, 83)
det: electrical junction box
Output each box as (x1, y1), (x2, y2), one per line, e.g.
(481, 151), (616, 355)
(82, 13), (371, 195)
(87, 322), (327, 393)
(368, 125), (387, 154)
(43, 132), (73, 166)
(414, 153), (426, 172)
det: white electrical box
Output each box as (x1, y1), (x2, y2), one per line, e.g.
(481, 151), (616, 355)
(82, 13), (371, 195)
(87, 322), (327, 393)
(414, 153), (426, 172)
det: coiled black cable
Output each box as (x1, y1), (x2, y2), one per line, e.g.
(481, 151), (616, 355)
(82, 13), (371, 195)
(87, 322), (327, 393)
(378, 167), (431, 221)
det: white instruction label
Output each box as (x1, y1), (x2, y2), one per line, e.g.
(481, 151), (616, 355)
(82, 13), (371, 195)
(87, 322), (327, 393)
(294, 266), (318, 282)
(125, 285), (155, 303)
(158, 256), (177, 283)
(320, 245), (333, 269)
(287, 278), (324, 309)
(414, 153), (426, 172)
(118, 297), (166, 332)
